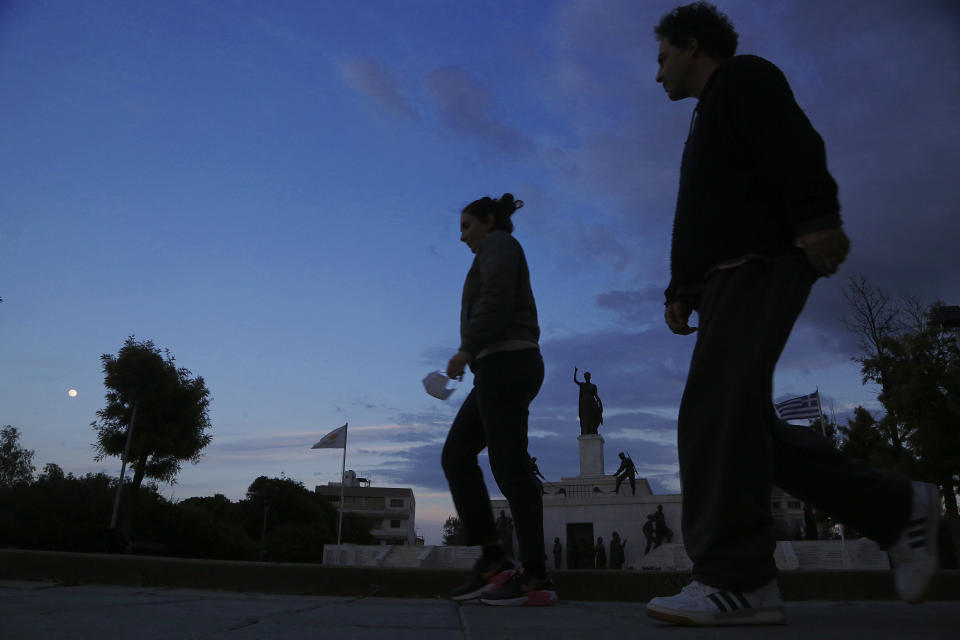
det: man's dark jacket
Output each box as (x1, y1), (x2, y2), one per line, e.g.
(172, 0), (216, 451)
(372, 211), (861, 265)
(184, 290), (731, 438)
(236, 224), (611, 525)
(665, 55), (842, 307)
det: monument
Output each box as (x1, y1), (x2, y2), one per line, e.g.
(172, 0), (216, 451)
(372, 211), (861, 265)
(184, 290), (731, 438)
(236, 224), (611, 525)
(490, 371), (683, 570)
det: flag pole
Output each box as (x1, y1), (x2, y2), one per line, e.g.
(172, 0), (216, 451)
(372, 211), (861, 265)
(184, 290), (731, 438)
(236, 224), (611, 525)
(337, 423), (347, 546)
(817, 388), (848, 563)
(815, 387), (826, 438)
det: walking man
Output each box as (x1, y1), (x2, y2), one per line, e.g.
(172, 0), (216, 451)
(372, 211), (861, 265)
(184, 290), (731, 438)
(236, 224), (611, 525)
(646, 2), (940, 627)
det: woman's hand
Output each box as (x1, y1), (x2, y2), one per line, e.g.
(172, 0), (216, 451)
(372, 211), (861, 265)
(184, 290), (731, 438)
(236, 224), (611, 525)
(446, 351), (472, 380)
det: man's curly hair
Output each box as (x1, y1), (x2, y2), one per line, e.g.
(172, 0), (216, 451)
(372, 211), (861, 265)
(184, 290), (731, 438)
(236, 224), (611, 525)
(654, 2), (738, 60)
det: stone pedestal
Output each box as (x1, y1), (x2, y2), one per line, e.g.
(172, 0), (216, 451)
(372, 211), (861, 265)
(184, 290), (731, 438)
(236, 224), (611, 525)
(578, 434), (605, 476)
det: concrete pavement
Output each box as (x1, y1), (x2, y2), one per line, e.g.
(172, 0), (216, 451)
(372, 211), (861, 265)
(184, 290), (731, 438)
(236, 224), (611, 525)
(3, 549), (959, 602)
(2, 579), (959, 640)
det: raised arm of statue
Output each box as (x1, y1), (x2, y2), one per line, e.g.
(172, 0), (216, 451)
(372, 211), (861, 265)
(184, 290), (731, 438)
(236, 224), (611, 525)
(573, 367), (582, 386)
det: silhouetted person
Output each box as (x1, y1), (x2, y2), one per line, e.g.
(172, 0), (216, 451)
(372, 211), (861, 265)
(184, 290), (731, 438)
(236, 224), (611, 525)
(645, 2), (940, 627)
(573, 367), (603, 435)
(609, 531), (627, 570)
(442, 194), (556, 605)
(595, 536), (606, 569)
(653, 504), (673, 546)
(613, 451), (637, 495)
(553, 537), (563, 570)
(643, 515), (656, 555)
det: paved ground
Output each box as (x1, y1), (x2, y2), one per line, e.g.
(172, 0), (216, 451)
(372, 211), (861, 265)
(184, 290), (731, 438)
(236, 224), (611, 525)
(2, 580), (959, 640)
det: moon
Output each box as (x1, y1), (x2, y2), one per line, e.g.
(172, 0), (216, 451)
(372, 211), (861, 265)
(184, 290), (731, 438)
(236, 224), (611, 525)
(68, 389), (78, 398)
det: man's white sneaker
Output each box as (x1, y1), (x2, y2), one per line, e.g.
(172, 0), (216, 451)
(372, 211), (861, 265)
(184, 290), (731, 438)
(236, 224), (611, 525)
(888, 481), (940, 603)
(646, 579), (786, 626)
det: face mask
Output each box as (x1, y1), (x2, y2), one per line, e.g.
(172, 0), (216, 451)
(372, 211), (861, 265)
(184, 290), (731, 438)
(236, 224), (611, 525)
(422, 370), (456, 400)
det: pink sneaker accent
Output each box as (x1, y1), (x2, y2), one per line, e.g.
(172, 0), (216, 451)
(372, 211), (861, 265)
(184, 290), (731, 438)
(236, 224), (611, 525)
(522, 589), (558, 606)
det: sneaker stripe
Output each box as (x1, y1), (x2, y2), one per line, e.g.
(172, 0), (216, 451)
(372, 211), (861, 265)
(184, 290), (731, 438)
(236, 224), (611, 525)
(732, 591), (751, 609)
(719, 591), (741, 611)
(707, 593), (728, 612)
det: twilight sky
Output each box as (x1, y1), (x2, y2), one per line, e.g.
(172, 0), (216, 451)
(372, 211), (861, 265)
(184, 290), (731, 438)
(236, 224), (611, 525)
(2, 0), (958, 545)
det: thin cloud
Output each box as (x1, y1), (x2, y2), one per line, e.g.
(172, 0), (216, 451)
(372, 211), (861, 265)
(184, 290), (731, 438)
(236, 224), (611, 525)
(337, 58), (419, 120)
(427, 67), (535, 156)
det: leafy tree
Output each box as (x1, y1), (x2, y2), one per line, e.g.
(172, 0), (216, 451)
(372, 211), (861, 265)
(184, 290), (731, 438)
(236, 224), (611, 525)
(858, 305), (960, 517)
(844, 278), (960, 518)
(0, 425), (35, 487)
(38, 462), (65, 481)
(441, 515), (467, 546)
(0, 470), (116, 551)
(838, 406), (916, 476)
(241, 475), (373, 561)
(91, 336), (212, 535)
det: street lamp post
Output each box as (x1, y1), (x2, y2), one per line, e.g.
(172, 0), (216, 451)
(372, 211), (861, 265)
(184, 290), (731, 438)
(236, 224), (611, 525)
(109, 400), (138, 532)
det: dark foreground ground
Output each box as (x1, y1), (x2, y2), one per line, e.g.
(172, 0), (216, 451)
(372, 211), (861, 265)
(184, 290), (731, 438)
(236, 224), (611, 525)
(1, 549), (959, 639)
(3, 581), (960, 640)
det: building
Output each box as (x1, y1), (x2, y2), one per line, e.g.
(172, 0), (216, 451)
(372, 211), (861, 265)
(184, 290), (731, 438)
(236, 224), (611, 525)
(315, 470), (419, 545)
(771, 486), (806, 540)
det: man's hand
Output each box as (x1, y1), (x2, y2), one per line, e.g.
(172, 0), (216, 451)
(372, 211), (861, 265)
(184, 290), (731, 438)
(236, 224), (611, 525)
(665, 301), (697, 335)
(446, 351), (471, 380)
(800, 227), (850, 277)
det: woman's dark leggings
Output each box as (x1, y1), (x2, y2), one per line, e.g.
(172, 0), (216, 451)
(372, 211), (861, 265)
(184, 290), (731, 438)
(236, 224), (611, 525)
(441, 348), (545, 564)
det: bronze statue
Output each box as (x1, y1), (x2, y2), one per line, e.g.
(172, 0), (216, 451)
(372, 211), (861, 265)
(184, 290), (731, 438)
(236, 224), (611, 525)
(573, 367), (603, 435)
(609, 531), (627, 570)
(653, 504), (674, 546)
(613, 451), (637, 495)
(643, 515), (656, 554)
(529, 455), (545, 495)
(595, 535), (607, 569)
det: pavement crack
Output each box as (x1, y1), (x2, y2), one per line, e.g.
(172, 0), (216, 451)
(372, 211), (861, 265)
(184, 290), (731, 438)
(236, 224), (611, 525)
(191, 586), (385, 638)
(453, 600), (472, 640)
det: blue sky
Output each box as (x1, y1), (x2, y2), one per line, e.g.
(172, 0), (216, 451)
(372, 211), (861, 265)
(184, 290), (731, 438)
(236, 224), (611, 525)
(2, 0), (958, 545)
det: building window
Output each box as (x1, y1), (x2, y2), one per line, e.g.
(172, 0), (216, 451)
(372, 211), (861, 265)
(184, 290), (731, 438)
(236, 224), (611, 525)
(390, 519), (401, 528)
(787, 501), (802, 509)
(772, 501), (782, 509)
(342, 496), (385, 510)
(390, 498), (404, 508)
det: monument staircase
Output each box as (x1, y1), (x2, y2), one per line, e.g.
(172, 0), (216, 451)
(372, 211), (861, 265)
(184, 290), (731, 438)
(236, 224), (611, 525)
(380, 544), (430, 568)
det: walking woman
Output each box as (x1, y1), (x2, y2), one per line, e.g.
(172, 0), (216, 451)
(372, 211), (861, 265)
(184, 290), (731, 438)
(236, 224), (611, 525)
(442, 193), (556, 606)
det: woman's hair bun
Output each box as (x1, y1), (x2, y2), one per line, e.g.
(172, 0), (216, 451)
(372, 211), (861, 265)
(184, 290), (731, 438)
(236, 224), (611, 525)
(499, 193), (524, 215)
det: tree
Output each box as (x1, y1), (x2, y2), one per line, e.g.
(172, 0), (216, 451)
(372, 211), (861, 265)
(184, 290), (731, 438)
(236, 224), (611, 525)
(838, 406), (916, 476)
(844, 278), (960, 518)
(441, 515), (467, 546)
(38, 462), (65, 482)
(0, 425), (35, 487)
(241, 475), (373, 561)
(859, 305), (960, 517)
(91, 336), (212, 535)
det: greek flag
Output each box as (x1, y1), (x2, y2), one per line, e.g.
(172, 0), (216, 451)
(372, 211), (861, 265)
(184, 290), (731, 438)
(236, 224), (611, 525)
(775, 391), (821, 420)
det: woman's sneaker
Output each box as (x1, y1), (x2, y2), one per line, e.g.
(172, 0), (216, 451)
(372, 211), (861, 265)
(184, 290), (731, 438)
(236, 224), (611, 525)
(888, 481), (940, 604)
(646, 579), (785, 626)
(448, 556), (517, 602)
(479, 571), (558, 606)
